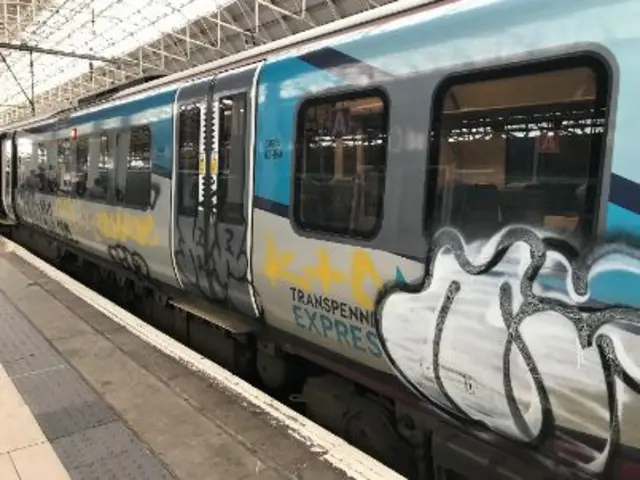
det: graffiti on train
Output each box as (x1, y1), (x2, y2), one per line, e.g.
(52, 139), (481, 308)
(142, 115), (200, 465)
(92, 210), (158, 246)
(174, 169), (250, 308)
(376, 225), (640, 476)
(107, 243), (151, 281)
(264, 235), (404, 310)
(15, 184), (161, 247)
(264, 234), (407, 358)
(175, 221), (249, 302)
(16, 195), (76, 243)
(34, 197), (159, 247)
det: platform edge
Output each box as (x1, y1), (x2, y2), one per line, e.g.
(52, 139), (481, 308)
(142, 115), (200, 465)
(0, 237), (405, 480)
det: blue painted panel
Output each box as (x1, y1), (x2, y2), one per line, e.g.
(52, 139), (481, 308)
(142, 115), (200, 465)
(605, 202), (640, 235)
(588, 268), (640, 308)
(333, 0), (632, 74)
(25, 89), (176, 135)
(70, 89), (176, 127)
(571, 202), (640, 306)
(254, 58), (343, 206)
(151, 117), (173, 177)
(540, 207), (640, 306)
(535, 203), (640, 307)
(334, 0), (557, 64)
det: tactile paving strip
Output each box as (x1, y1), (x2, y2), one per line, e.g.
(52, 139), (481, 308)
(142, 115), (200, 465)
(0, 290), (175, 479)
(12, 367), (118, 440)
(0, 294), (67, 377)
(52, 422), (174, 480)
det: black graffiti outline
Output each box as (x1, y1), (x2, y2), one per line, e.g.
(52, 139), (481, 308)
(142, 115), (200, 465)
(374, 225), (640, 477)
(173, 161), (254, 309)
(174, 220), (250, 303)
(16, 192), (76, 244)
(107, 243), (150, 281)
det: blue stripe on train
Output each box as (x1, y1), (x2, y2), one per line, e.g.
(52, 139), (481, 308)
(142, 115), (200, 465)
(254, 56), (348, 206)
(25, 89), (176, 134)
(608, 175), (640, 225)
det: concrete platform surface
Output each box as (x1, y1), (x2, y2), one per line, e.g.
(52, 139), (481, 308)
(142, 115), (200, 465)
(0, 241), (398, 480)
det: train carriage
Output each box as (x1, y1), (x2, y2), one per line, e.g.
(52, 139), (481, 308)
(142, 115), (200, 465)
(2, 0), (640, 478)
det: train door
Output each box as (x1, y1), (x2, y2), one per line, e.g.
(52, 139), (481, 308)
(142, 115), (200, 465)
(0, 133), (17, 224)
(172, 65), (261, 320)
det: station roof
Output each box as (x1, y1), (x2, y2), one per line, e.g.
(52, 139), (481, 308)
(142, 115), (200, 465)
(0, 0), (393, 127)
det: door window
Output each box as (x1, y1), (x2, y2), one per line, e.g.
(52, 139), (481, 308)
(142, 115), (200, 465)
(177, 102), (203, 217)
(217, 93), (247, 223)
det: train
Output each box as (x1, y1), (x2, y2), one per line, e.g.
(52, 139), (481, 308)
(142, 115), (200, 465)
(2, 0), (640, 478)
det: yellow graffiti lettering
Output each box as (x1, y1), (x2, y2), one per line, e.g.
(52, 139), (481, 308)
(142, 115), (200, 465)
(29, 197), (159, 248)
(93, 211), (159, 247)
(261, 234), (387, 311)
(349, 248), (383, 310)
(55, 198), (82, 225)
(303, 248), (345, 293)
(263, 235), (311, 290)
(53, 198), (87, 237)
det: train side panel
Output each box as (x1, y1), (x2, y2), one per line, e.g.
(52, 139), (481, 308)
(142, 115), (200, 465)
(252, 53), (426, 372)
(14, 90), (180, 288)
(253, 0), (640, 476)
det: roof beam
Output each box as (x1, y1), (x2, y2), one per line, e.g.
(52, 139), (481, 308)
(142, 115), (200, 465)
(0, 50), (33, 112)
(0, 42), (131, 63)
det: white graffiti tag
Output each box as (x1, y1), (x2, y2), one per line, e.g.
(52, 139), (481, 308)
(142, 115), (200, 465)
(377, 226), (640, 476)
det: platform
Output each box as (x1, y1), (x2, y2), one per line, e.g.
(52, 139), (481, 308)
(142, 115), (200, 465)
(0, 239), (398, 480)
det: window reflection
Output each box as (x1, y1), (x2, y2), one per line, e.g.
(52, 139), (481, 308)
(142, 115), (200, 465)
(294, 93), (388, 238)
(177, 102), (202, 217)
(430, 64), (607, 244)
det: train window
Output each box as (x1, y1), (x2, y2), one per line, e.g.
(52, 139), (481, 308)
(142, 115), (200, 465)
(217, 93), (247, 223)
(33, 143), (49, 193)
(74, 137), (89, 197)
(16, 137), (34, 190)
(34, 143), (47, 193)
(123, 125), (152, 208)
(86, 132), (113, 201)
(177, 103), (202, 217)
(76, 137), (89, 173)
(427, 58), (609, 244)
(56, 139), (74, 195)
(293, 91), (388, 238)
(2, 139), (10, 197)
(41, 141), (58, 194)
(37, 143), (46, 167)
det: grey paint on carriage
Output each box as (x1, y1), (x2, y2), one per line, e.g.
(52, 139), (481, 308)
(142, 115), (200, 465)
(282, 75), (434, 261)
